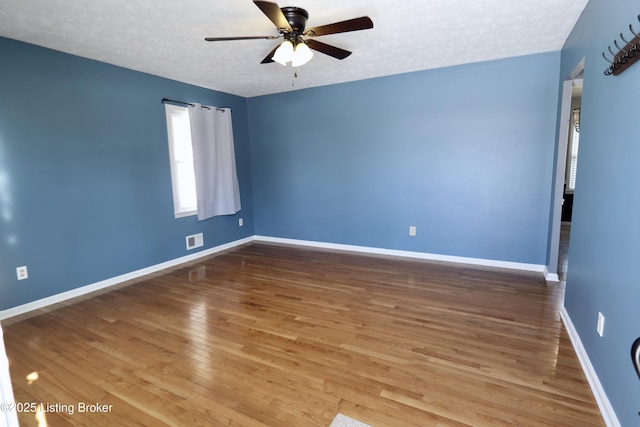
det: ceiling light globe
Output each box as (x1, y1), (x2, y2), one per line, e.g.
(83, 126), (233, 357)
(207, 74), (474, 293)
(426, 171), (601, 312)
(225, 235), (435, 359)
(292, 42), (313, 67)
(272, 40), (294, 66)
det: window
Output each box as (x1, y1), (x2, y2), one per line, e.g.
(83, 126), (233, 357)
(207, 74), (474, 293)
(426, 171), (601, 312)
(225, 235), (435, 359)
(567, 107), (580, 192)
(164, 101), (241, 220)
(567, 127), (580, 191)
(165, 104), (197, 217)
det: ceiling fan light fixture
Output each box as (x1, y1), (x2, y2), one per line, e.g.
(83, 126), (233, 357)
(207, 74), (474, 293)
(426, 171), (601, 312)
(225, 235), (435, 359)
(272, 40), (294, 65)
(205, 2), (373, 66)
(292, 41), (313, 67)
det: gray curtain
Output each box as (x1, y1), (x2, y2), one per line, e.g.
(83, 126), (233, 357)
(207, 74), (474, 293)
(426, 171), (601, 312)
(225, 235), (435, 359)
(188, 103), (241, 220)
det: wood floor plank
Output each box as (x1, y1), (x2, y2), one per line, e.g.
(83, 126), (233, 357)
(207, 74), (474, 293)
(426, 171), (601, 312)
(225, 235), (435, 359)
(2, 243), (604, 426)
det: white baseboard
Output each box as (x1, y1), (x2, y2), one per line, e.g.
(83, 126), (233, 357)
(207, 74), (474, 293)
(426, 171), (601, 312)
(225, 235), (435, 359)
(254, 235), (547, 276)
(544, 266), (560, 283)
(0, 236), (253, 321)
(0, 235), (551, 321)
(560, 306), (620, 427)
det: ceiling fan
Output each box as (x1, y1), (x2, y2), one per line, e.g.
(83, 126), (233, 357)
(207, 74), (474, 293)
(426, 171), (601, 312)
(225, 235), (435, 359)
(205, 1), (374, 67)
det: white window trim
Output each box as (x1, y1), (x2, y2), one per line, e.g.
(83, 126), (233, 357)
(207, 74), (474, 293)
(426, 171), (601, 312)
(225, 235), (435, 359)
(165, 104), (197, 218)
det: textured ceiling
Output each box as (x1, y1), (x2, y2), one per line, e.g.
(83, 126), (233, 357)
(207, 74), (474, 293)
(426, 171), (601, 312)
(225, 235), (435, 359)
(0, 0), (588, 97)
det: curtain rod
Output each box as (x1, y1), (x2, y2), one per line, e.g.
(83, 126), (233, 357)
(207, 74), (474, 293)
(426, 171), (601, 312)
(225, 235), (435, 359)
(161, 98), (229, 112)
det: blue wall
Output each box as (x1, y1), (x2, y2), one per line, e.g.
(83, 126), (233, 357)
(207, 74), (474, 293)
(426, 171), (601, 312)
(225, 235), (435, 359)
(0, 37), (253, 311)
(248, 52), (560, 265)
(561, 0), (640, 424)
(0, 38), (565, 319)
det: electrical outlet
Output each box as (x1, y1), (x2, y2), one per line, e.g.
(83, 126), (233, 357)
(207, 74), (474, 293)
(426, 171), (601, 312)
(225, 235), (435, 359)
(597, 312), (605, 337)
(16, 266), (28, 280)
(409, 226), (417, 236)
(239, 218), (244, 227)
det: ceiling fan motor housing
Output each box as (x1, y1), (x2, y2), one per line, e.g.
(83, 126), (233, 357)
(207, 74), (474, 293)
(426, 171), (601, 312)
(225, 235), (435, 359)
(281, 7), (309, 33)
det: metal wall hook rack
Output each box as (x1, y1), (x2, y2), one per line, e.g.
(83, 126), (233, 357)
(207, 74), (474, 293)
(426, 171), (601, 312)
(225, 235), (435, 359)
(603, 14), (640, 76)
(633, 337), (640, 380)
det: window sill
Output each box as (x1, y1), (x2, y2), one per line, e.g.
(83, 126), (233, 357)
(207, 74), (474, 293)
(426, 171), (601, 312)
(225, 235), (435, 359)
(174, 210), (197, 219)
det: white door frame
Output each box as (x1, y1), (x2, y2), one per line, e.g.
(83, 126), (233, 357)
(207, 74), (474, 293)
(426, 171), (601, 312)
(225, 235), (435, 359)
(547, 58), (584, 280)
(0, 323), (19, 427)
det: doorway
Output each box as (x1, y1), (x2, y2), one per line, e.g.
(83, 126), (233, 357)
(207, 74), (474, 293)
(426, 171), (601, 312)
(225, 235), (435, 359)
(548, 59), (584, 282)
(558, 78), (582, 280)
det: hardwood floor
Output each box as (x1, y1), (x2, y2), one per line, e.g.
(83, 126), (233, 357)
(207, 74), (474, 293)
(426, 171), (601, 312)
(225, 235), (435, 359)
(3, 243), (603, 426)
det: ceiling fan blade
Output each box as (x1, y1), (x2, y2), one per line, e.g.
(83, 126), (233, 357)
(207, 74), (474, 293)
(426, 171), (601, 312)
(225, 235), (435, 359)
(305, 16), (373, 37)
(205, 36), (277, 42)
(305, 39), (352, 60)
(260, 45), (279, 64)
(253, 1), (292, 32)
